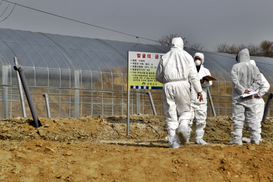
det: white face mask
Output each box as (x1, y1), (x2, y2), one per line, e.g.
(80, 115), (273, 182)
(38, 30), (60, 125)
(195, 60), (201, 66)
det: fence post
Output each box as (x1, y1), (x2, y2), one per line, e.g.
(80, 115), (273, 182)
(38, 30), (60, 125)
(74, 70), (80, 118)
(13, 62), (41, 128)
(207, 88), (216, 116)
(146, 91), (157, 116)
(43, 93), (51, 118)
(2, 65), (8, 118)
(262, 92), (273, 123)
(136, 90), (140, 114)
(14, 57), (27, 118)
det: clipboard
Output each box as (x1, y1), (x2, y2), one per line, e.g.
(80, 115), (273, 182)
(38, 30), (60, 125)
(203, 75), (217, 81)
(240, 91), (257, 98)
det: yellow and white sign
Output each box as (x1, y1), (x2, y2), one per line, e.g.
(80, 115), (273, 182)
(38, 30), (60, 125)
(128, 51), (164, 89)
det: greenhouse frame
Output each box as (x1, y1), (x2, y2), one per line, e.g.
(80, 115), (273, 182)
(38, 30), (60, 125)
(0, 28), (273, 119)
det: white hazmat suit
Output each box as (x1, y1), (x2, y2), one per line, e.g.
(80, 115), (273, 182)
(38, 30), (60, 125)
(156, 37), (202, 148)
(242, 60), (270, 143)
(190, 53), (212, 145)
(230, 48), (262, 145)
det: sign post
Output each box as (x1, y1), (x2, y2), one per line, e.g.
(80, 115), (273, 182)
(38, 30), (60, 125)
(127, 51), (164, 136)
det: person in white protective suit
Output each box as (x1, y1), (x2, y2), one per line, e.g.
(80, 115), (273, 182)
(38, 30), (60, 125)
(241, 60), (270, 143)
(155, 37), (203, 148)
(189, 53), (212, 145)
(229, 48), (262, 145)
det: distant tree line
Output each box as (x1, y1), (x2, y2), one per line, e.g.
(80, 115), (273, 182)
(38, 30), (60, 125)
(158, 34), (273, 58)
(216, 40), (273, 57)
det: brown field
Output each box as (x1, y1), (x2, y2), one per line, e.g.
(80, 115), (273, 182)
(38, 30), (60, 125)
(0, 115), (273, 181)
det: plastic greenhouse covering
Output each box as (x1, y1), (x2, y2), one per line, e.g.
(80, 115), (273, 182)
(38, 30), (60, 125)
(0, 28), (273, 119)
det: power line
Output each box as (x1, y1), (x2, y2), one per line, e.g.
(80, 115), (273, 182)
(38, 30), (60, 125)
(0, 2), (16, 22)
(2, 0), (160, 44)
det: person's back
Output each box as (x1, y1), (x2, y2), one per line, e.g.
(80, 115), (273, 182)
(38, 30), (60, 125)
(156, 38), (201, 92)
(155, 37), (202, 148)
(229, 48), (262, 145)
(241, 60), (270, 143)
(231, 49), (260, 101)
(249, 60), (270, 122)
(161, 51), (189, 81)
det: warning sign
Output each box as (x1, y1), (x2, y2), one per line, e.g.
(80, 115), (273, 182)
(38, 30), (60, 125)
(128, 51), (164, 89)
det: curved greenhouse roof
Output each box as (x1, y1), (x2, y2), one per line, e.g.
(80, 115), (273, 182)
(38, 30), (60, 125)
(0, 28), (273, 85)
(0, 28), (169, 71)
(0, 28), (273, 118)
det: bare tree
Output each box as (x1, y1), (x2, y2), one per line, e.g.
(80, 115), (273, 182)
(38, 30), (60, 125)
(236, 44), (247, 53)
(158, 34), (178, 47)
(216, 43), (229, 53)
(216, 43), (260, 56)
(247, 44), (260, 56)
(260, 40), (273, 57)
(158, 34), (189, 47)
(190, 43), (204, 51)
(228, 44), (238, 54)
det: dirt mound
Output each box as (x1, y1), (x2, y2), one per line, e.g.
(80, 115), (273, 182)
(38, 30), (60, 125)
(0, 115), (273, 181)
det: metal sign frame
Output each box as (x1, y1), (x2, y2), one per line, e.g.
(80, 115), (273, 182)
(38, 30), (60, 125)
(127, 51), (164, 135)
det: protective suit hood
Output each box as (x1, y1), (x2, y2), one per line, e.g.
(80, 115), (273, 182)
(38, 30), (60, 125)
(237, 48), (250, 63)
(250, 60), (256, 66)
(172, 37), (184, 49)
(194, 52), (205, 64)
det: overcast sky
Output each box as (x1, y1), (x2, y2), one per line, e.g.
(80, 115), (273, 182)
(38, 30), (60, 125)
(0, 0), (273, 51)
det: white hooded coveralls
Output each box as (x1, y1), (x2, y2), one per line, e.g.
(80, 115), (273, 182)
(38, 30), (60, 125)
(249, 60), (270, 123)
(231, 49), (262, 144)
(190, 53), (212, 143)
(156, 37), (202, 147)
(250, 60), (270, 135)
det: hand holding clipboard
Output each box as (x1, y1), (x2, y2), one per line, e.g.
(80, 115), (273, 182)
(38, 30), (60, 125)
(203, 75), (217, 81)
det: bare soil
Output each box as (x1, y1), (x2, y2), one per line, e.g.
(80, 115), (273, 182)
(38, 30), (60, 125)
(1, 115), (273, 182)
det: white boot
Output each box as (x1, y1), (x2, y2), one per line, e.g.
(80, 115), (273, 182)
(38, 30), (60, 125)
(250, 132), (261, 145)
(177, 121), (190, 146)
(168, 136), (180, 148)
(195, 130), (207, 145)
(228, 130), (242, 145)
(228, 138), (243, 145)
(242, 137), (263, 143)
(242, 137), (251, 143)
(167, 129), (180, 148)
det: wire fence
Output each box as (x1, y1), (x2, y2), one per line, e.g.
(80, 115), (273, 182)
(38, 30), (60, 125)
(1, 84), (272, 119)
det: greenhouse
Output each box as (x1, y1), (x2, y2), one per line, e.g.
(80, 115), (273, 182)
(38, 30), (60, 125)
(0, 28), (273, 119)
